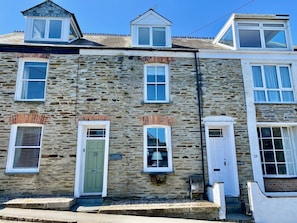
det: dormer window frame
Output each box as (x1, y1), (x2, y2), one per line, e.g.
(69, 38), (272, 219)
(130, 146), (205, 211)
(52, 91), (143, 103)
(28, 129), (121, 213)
(136, 25), (169, 48)
(131, 9), (172, 48)
(214, 14), (293, 51)
(235, 20), (291, 50)
(24, 16), (78, 43)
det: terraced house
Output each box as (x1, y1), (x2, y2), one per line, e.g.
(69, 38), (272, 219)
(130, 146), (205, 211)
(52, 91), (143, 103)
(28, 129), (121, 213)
(0, 0), (297, 222)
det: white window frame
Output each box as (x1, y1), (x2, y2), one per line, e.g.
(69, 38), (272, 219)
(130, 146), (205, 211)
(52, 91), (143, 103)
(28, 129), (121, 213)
(143, 125), (173, 173)
(137, 26), (167, 47)
(6, 124), (44, 174)
(15, 59), (48, 102)
(25, 17), (70, 42)
(235, 21), (291, 50)
(257, 125), (297, 178)
(251, 64), (295, 103)
(144, 64), (169, 103)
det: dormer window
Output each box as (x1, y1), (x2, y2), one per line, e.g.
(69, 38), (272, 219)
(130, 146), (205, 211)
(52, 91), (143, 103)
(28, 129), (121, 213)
(22, 0), (82, 43)
(131, 9), (172, 48)
(214, 14), (292, 51)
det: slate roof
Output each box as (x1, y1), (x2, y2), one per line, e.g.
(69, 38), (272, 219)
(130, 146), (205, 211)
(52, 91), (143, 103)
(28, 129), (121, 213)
(0, 32), (225, 51)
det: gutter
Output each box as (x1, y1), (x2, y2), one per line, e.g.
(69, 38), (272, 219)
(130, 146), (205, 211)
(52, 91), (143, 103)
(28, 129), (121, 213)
(193, 51), (206, 197)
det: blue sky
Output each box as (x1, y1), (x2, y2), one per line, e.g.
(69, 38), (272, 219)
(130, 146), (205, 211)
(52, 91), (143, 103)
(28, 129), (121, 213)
(0, 0), (296, 45)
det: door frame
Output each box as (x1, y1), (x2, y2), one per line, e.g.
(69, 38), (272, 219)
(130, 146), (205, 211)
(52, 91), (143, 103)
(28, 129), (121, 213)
(204, 116), (239, 196)
(74, 120), (110, 198)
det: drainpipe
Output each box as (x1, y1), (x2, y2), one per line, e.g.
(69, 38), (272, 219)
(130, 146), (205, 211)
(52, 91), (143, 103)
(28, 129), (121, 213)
(194, 51), (206, 197)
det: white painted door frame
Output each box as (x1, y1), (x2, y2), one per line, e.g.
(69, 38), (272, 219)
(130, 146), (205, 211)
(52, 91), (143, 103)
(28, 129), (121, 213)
(204, 116), (240, 197)
(74, 121), (110, 198)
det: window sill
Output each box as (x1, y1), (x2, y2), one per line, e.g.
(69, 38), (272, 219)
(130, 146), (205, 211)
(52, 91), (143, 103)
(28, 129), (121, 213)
(14, 100), (45, 103)
(263, 176), (297, 179)
(5, 171), (39, 175)
(254, 102), (296, 105)
(142, 101), (172, 105)
(142, 171), (174, 175)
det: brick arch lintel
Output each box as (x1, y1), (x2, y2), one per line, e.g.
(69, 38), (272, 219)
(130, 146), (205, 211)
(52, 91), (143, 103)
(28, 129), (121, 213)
(141, 115), (174, 126)
(78, 114), (110, 122)
(141, 56), (174, 64)
(10, 113), (49, 125)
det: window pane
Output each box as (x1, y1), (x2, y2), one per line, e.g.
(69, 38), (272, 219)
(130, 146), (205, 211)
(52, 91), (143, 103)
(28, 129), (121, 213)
(264, 151), (275, 162)
(263, 139), (273, 150)
(24, 62), (47, 79)
(254, 91), (266, 102)
(49, 20), (62, 39)
(272, 127), (281, 137)
(32, 19), (46, 39)
(276, 151), (285, 162)
(157, 85), (166, 100)
(139, 27), (149, 45)
(153, 27), (166, 46)
(264, 30), (287, 48)
(147, 128), (157, 146)
(15, 127), (42, 146)
(280, 67), (291, 88)
(261, 127), (271, 137)
(239, 29), (261, 47)
(267, 91), (280, 102)
(13, 148), (40, 168)
(21, 81), (45, 99)
(147, 84), (156, 100)
(266, 164), (276, 174)
(282, 91), (294, 102)
(157, 128), (166, 146)
(218, 26), (234, 47)
(277, 164), (287, 174)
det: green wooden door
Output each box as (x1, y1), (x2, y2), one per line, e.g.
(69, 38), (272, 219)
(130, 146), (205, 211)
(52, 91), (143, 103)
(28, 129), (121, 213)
(84, 140), (105, 193)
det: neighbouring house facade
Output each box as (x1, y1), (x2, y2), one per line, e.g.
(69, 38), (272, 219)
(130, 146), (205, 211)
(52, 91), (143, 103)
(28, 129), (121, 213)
(0, 1), (297, 222)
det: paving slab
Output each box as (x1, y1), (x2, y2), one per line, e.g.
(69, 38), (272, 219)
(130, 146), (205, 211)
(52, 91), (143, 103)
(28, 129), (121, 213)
(0, 208), (232, 223)
(4, 198), (75, 211)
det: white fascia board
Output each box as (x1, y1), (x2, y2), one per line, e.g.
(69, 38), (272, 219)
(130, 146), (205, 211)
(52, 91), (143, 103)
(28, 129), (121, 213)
(80, 49), (195, 58)
(198, 49), (297, 60)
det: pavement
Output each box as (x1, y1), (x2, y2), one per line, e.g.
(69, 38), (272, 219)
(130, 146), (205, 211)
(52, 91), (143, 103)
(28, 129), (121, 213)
(0, 207), (233, 223)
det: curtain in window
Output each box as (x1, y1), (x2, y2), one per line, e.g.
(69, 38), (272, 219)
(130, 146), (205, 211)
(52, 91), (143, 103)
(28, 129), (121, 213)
(252, 66), (265, 101)
(282, 127), (296, 175)
(264, 66), (280, 102)
(280, 67), (294, 102)
(153, 27), (166, 46)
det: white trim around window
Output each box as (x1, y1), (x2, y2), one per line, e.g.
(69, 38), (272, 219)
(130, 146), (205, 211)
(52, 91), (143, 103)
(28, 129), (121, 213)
(15, 59), (49, 102)
(6, 124), (44, 174)
(144, 64), (169, 103)
(143, 125), (173, 173)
